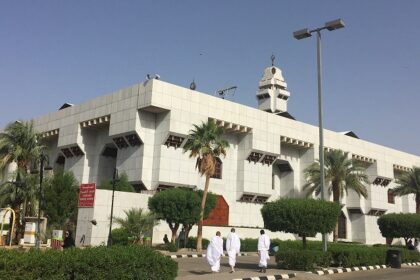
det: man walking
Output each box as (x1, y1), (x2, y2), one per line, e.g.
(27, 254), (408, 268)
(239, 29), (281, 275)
(257, 229), (270, 273)
(206, 231), (223, 273)
(226, 228), (241, 273)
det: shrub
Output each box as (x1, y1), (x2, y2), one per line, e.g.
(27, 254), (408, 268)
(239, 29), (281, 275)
(401, 249), (420, 263)
(111, 228), (132, 246)
(273, 240), (420, 270)
(241, 238), (258, 252)
(261, 198), (341, 248)
(377, 213), (420, 242)
(276, 249), (331, 271)
(0, 245), (177, 280)
(329, 246), (387, 267)
(167, 242), (178, 252)
(186, 237), (209, 249)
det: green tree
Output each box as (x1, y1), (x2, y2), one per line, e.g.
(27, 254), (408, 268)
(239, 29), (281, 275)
(0, 121), (41, 174)
(392, 167), (420, 214)
(181, 190), (216, 241)
(0, 120), (43, 243)
(0, 172), (38, 242)
(303, 149), (368, 241)
(98, 172), (135, 192)
(183, 119), (229, 251)
(114, 208), (157, 244)
(43, 170), (79, 229)
(148, 188), (216, 243)
(261, 198), (342, 249)
(377, 213), (420, 245)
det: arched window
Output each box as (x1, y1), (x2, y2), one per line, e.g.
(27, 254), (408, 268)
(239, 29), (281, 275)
(211, 158), (222, 179)
(338, 212), (347, 239)
(388, 189), (395, 204)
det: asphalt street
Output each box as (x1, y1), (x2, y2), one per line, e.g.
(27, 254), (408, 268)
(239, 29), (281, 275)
(174, 255), (420, 280)
(327, 267), (420, 280)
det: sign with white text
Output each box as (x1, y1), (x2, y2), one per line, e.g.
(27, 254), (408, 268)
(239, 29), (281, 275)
(78, 183), (96, 208)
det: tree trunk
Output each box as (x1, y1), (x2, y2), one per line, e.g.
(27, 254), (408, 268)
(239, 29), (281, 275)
(334, 223), (339, 243)
(416, 195), (420, 214)
(11, 206), (23, 245)
(196, 175), (210, 252)
(169, 223), (179, 244)
(332, 185), (340, 242)
(302, 235), (307, 249)
(184, 224), (192, 240)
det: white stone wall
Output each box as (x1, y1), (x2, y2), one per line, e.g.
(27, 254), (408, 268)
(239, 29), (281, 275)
(25, 77), (419, 246)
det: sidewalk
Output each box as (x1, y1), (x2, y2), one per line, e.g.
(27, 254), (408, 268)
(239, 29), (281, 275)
(173, 252), (327, 280)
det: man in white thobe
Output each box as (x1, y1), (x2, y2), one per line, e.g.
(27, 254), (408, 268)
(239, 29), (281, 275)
(206, 231), (223, 273)
(257, 229), (270, 273)
(226, 228), (241, 273)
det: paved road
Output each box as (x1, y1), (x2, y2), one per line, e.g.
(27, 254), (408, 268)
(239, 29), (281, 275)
(327, 266), (420, 280)
(175, 254), (299, 280)
(174, 254), (420, 280)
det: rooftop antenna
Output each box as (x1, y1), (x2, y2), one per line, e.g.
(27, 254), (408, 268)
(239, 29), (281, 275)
(216, 86), (237, 99)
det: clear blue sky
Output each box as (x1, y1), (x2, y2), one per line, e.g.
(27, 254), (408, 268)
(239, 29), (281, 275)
(1, 0), (419, 155)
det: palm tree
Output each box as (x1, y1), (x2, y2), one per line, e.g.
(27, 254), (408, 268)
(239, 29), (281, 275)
(183, 119), (229, 251)
(114, 208), (157, 244)
(0, 120), (42, 243)
(303, 149), (368, 241)
(0, 121), (41, 174)
(0, 172), (39, 243)
(392, 167), (420, 214)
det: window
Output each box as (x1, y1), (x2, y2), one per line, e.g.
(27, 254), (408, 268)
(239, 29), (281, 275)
(388, 190), (395, 204)
(211, 158), (222, 179)
(247, 152), (263, 163)
(338, 212), (347, 239)
(164, 135), (184, 149)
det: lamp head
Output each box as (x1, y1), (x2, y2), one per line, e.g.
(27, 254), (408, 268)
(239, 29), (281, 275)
(325, 19), (345, 31)
(293, 28), (312, 40)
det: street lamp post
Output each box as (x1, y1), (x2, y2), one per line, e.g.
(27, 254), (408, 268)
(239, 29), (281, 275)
(34, 152), (52, 249)
(293, 19), (345, 252)
(107, 168), (119, 247)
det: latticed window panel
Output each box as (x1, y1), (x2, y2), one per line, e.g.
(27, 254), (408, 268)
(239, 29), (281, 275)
(164, 135), (185, 148)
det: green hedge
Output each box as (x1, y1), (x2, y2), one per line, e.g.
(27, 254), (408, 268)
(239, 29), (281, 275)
(329, 246), (388, 267)
(111, 228), (132, 246)
(186, 237), (209, 249)
(401, 249), (420, 263)
(241, 238), (258, 252)
(276, 250), (331, 271)
(0, 245), (177, 280)
(273, 240), (420, 270)
(166, 242), (178, 252)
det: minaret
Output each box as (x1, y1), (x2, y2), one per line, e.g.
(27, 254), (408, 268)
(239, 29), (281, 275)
(256, 55), (290, 114)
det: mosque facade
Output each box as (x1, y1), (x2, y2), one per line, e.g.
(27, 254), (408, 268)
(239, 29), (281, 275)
(28, 63), (419, 245)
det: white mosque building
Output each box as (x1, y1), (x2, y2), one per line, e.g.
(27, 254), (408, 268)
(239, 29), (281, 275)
(15, 61), (420, 246)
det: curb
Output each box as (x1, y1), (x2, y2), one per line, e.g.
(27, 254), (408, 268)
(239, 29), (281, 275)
(168, 252), (250, 259)
(404, 262), (420, 266)
(314, 265), (387, 275)
(232, 273), (296, 280)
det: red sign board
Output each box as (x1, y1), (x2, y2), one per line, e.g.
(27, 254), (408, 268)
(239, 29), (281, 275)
(78, 183), (96, 207)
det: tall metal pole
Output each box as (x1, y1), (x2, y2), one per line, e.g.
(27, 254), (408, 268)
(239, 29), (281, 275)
(35, 155), (44, 249)
(316, 31), (328, 253)
(107, 168), (118, 247)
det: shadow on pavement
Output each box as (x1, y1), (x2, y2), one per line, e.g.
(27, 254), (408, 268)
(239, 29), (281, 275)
(187, 270), (212, 275)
